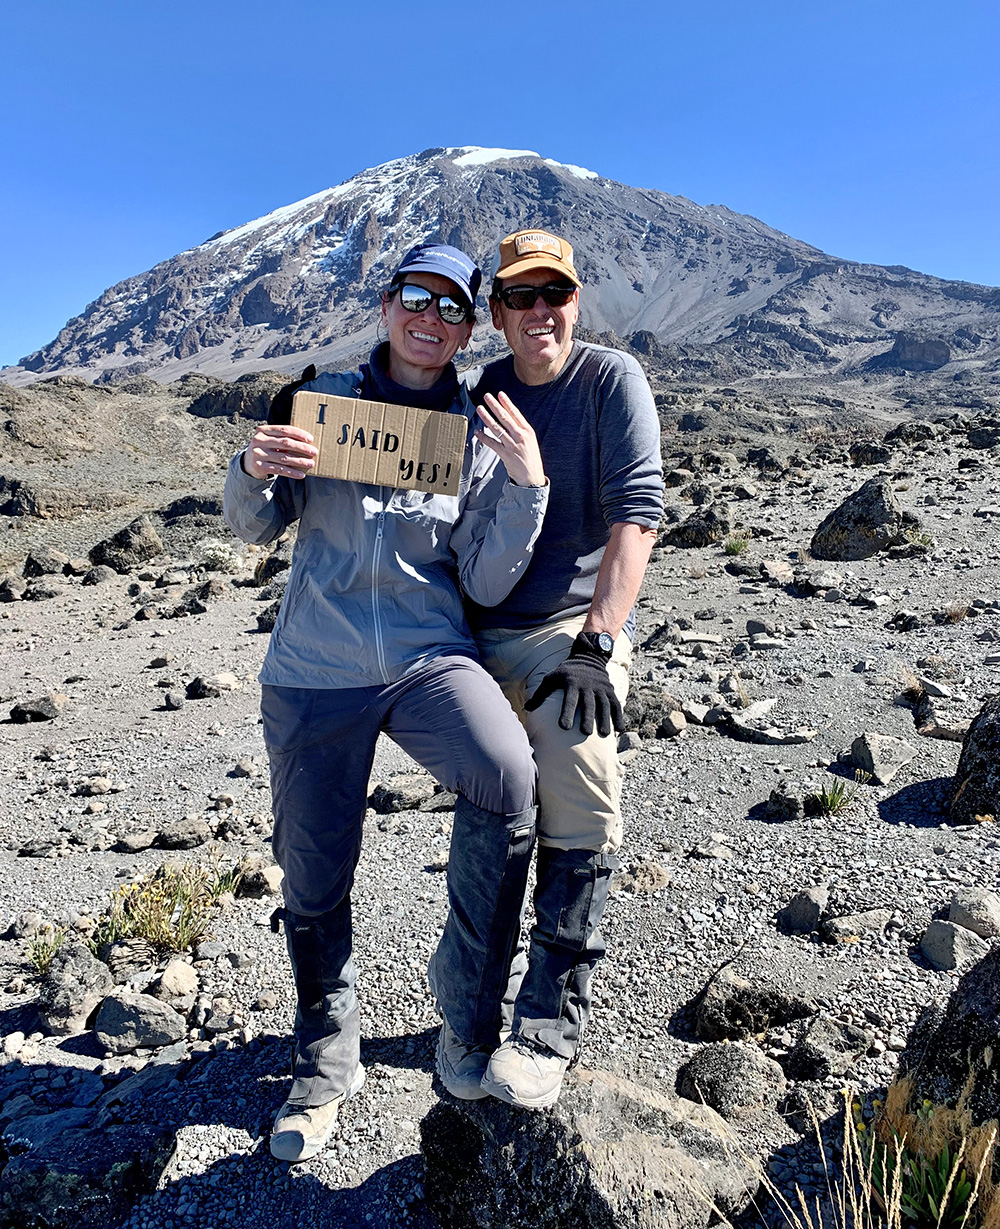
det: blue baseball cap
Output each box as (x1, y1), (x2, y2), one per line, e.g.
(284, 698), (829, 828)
(389, 243), (482, 310)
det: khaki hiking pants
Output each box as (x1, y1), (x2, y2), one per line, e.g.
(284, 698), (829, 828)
(476, 613), (631, 854)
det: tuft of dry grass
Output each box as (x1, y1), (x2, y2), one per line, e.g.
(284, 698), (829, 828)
(89, 857), (242, 955)
(26, 925), (66, 975)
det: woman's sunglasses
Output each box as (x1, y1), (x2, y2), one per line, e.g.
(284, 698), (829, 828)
(496, 284), (577, 311)
(393, 281), (471, 325)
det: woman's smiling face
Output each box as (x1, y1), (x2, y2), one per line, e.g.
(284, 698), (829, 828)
(382, 271), (473, 389)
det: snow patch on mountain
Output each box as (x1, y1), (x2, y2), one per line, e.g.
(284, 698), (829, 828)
(543, 158), (598, 180)
(452, 146), (541, 167)
(199, 186), (344, 249)
(451, 147), (599, 179)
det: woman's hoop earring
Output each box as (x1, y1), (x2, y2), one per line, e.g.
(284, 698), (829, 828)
(376, 320), (386, 343)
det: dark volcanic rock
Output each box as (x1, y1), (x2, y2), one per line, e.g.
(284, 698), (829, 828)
(695, 962), (817, 1041)
(89, 516), (163, 574)
(38, 944), (113, 1036)
(951, 692), (1000, 824)
(0, 1121), (176, 1229)
(23, 546), (70, 577)
(784, 1016), (873, 1080)
(660, 503), (731, 549)
(187, 370), (287, 420)
(421, 1068), (762, 1229)
(810, 476), (908, 561)
(676, 1042), (786, 1119)
(10, 693), (70, 723)
(849, 440), (893, 466)
(875, 332), (951, 372)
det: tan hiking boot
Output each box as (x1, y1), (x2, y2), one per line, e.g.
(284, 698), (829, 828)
(269, 1064), (365, 1162)
(436, 1018), (491, 1100)
(481, 1037), (568, 1110)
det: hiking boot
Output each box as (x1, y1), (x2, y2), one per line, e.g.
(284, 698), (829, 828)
(481, 1036), (569, 1110)
(436, 1018), (490, 1100)
(269, 1064), (365, 1162)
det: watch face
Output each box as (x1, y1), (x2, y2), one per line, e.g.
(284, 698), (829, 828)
(597, 632), (614, 654)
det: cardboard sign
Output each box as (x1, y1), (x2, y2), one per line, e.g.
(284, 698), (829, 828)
(290, 391), (467, 496)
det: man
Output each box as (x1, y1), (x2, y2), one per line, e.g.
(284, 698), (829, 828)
(462, 229), (664, 1109)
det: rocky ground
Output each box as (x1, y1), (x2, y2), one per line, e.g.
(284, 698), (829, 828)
(0, 377), (998, 1227)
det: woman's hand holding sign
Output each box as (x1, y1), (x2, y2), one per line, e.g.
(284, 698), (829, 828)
(243, 424), (318, 481)
(475, 392), (546, 488)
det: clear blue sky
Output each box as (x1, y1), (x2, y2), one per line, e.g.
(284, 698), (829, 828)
(3, 0), (998, 369)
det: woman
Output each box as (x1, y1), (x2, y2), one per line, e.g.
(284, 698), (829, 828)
(224, 243), (548, 1162)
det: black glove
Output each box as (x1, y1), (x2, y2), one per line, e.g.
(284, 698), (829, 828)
(267, 364), (317, 426)
(524, 633), (623, 738)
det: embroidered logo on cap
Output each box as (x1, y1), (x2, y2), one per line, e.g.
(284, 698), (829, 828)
(514, 233), (563, 257)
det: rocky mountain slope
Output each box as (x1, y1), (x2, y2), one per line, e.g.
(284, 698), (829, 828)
(6, 147), (1000, 392)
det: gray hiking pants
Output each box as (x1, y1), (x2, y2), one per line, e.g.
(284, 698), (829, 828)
(261, 654), (536, 1104)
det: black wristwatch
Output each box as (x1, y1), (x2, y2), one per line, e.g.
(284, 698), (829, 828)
(577, 631), (614, 660)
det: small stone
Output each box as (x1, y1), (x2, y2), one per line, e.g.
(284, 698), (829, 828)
(615, 861), (671, 894)
(112, 830), (158, 853)
(94, 991), (187, 1054)
(656, 710), (687, 739)
(10, 694), (70, 723)
(237, 860), (284, 898)
(164, 691), (185, 711)
(850, 732), (917, 786)
(38, 945), (114, 1036)
(370, 774), (438, 814)
(194, 941), (226, 962)
(153, 959), (198, 1001)
(823, 909), (893, 943)
(777, 885), (829, 935)
(253, 991), (278, 1011)
(155, 818), (212, 850)
(785, 1016), (873, 1080)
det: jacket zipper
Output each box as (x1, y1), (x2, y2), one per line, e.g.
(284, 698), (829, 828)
(371, 489), (390, 683)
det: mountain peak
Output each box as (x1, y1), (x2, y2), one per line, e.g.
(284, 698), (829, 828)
(7, 148), (998, 389)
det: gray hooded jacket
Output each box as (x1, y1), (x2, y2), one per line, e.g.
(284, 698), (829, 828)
(224, 369), (548, 689)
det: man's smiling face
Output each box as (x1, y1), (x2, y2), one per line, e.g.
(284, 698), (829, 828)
(490, 267), (580, 386)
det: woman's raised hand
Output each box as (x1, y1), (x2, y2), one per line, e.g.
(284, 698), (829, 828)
(475, 392), (546, 488)
(243, 424), (318, 481)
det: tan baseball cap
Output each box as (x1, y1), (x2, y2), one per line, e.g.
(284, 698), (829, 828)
(494, 229), (582, 287)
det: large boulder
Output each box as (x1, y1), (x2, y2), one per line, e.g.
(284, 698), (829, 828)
(676, 1042), (786, 1119)
(421, 1069), (763, 1229)
(951, 693), (1000, 825)
(659, 503), (732, 549)
(93, 991), (187, 1054)
(187, 370), (287, 420)
(37, 945), (113, 1036)
(695, 962), (817, 1041)
(810, 477), (908, 561)
(878, 332), (951, 372)
(89, 516), (163, 574)
(881, 947), (1000, 1223)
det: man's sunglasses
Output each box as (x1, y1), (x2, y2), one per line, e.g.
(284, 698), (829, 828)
(496, 283), (577, 311)
(392, 281), (472, 325)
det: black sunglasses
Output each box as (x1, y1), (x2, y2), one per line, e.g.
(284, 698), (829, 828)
(496, 283), (577, 311)
(392, 281), (471, 325)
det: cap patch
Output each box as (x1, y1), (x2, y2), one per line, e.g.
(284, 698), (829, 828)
(514, 233), (563, 258)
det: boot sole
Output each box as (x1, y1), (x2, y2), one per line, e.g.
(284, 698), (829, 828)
(270, 1064), (366, 1161)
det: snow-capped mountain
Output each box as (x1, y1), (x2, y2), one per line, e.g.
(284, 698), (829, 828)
(9, 147), (1000, 384)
